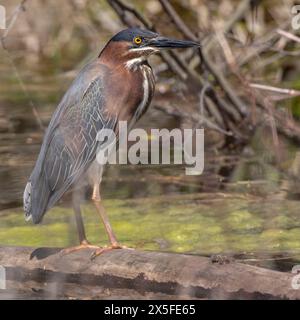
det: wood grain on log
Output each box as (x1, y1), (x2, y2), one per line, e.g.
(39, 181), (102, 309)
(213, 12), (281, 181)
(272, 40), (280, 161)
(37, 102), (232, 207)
(0, 246), (299, 299)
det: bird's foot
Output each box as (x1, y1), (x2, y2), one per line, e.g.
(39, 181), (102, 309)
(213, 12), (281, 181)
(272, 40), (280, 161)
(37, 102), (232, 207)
(90, 243), (132, 260)
(60, 240), (102, 255)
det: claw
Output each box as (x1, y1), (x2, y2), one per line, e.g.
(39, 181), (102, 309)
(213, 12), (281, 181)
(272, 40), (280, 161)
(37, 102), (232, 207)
(90, 243), (132, 260)
(60, 241), (103, 256)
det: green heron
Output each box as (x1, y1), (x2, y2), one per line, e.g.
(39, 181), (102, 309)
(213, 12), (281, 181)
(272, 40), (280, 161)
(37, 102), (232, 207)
(23, 28), (199, 257)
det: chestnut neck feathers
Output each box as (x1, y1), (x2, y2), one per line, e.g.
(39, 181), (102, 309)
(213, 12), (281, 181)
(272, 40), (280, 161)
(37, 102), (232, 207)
(97, 39), (155, 124)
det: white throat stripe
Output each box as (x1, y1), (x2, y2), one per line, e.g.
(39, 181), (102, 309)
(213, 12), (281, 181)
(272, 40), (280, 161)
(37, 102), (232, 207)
(125, 57), (145, 70)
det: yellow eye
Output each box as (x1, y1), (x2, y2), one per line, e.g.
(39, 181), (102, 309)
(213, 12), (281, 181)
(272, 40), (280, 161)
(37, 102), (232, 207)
(134, 36), (142, 45)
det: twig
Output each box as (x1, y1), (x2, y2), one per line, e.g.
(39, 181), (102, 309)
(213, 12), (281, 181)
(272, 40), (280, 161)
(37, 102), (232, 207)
(276, 29), (300, 44)
(158, 0), (198, 42)
(198, 83), (210, 127)
(264, 97), (280, 162)
(201, 51), (246, 116)
(251, 83), (300, 102)
(250, 83), (300, 97)
(215, 27), (257, 123)
(108, 0), (151, 28)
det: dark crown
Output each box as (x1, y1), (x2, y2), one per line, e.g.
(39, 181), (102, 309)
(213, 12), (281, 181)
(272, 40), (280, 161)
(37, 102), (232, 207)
(111, 28), (158, 42)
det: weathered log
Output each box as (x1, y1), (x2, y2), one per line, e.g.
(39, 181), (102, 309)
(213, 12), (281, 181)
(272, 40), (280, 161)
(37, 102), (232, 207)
(0, 246), (299, 300)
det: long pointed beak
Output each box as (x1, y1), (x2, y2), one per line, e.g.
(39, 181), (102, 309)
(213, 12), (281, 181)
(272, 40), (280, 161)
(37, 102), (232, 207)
(148, 36), (200, 49)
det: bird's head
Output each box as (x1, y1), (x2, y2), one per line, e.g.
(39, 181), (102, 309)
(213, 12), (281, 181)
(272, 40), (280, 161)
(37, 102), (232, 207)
(99, 27), (200, 69)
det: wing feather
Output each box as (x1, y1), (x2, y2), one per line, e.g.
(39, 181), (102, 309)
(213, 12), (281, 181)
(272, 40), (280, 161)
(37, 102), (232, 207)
(25, 62), (117, 223)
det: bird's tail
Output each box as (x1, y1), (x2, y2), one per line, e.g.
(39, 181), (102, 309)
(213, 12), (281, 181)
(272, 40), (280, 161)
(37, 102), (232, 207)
(23, 170), (51, 224)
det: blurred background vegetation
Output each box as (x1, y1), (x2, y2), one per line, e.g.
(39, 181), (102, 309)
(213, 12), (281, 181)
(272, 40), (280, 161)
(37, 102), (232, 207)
(1, 0), (300, 272)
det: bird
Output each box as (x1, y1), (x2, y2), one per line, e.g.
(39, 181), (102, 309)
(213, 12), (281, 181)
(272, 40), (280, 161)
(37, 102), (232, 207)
(23, 27), (199, 258)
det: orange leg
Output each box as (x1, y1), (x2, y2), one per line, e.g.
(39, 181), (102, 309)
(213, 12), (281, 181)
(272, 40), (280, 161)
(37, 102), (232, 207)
(61, 190), (102, 255)
(90, 183), (130, 260)
(60, 240), (103, 255)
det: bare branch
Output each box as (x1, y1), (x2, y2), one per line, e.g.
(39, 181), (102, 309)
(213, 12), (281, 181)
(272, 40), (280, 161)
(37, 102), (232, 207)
(158, 0), (198, 42)
(276, 29), (300, 44)
(250, 83), (300, 97)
